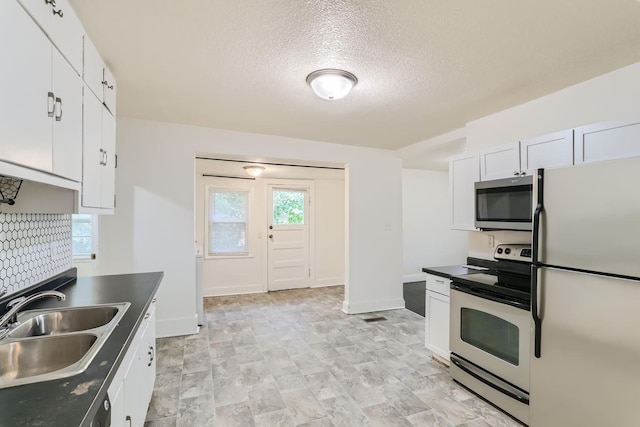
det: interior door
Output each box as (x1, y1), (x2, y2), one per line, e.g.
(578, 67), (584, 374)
(267, 184), (310, 291)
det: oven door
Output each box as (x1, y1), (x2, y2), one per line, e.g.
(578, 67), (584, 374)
(450, 288), (530, 392)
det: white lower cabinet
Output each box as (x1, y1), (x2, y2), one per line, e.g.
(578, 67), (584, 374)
(425, 274), (451, 364)
(108, 298), (156, 427)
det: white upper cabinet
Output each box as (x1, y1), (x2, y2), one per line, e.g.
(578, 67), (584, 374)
(103, 66), (117, 115)
(479, 142), (521, 181)
(520, 129), (574, 174)
(0, 0), (53, 173)
(52, 49), (83, 181)
(17, 0), (84, 74)
(80, 91), (116, 211)
(450, 152), (480, 231)
(574, 119), (640, 164)
(0, 0), (82, 182)
(83, 36), (117, 115)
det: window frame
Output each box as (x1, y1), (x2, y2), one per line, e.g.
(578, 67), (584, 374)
(71, 214), (95, 261)
(204, 186), (253, 259)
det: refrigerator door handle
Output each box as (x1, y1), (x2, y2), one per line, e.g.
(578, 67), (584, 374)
(532, 168), (544, 265)
(532, 265), (542, 358)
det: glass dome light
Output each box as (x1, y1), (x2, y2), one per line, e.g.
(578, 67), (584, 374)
(306, 69), (358, 101)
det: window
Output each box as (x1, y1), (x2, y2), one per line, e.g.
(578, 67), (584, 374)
(72, 214), (93, 259)
(272, 189), (305, 225)
(207, 188), (249, 256)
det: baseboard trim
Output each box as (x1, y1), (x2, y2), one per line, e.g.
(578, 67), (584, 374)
(311, 277), (344, 288)
(204, 283), (264, 297)
(403, 273), (427, 283)
(342, 297), (406, 315)
(156, 314), (199, 338)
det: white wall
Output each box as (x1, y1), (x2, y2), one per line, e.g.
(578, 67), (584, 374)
(194, 160), (345, 296)
(98, 117), (403, 337)
(402, 169), (468, 282)
(466, 62), (640, 151)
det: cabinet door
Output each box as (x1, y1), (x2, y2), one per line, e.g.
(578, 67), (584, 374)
(520, 129), (573, 174)
(108, 378), (125, 427)
(52, 49), (82, 181)
(479, 142), (521, 180)
(0, 0), (53, 172)
(47, 0), (83, 74)
(101, 108), (116, 209)
(103, 66), (117, 115)
(146, 303), (157, 399)
(425, 290), (450, 362)
(449, 152), (479, 231)
(83, 35), (105, 101)
(82, 91), (103, 208)
(574, 119), (640, 164)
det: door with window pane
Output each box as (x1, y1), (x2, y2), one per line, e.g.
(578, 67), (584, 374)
(267, 184), (310, 291)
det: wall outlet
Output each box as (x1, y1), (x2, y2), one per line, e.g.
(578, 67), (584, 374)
(487, 234), (495, 248)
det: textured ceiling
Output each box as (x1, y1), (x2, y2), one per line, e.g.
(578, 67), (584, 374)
(70, 0), (640, 150)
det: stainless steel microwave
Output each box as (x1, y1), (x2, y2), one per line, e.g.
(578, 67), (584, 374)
(475, 175), (533, 231)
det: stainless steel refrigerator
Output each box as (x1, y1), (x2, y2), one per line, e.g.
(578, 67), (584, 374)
(530, 156), (640, 426)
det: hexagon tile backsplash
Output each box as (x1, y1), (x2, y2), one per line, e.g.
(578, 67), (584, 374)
(0, 213), (72, 297)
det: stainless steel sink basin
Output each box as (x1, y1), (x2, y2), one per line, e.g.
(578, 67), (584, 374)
(0, 302), (130, 389)
(0, 334), (97, 381)
(10, 306), (119, 338)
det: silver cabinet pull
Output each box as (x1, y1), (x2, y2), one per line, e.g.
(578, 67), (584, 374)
(513, 171), (519, 176)
(125, 415), (132, 427)
(45, 0), (57, 6)
(103, 150), (108, 167)
(47, 92), (55, 117)
(99, 148), (105, 166)
(152, 298), (157, 303)
(148, 345), (155, 366)
(435, 279), (444, 284)
(52, 7), (63, 17)
(54, 97), (62, 121)
(144, 312), (150, 319)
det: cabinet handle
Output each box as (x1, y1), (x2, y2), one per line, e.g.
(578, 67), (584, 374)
(54, 97), (62, 121)
(144, 312), (150, 319)
(152, 298), (156, 303)
(435, 279), (444, 284)
(513, 171), (519, 176)
(103, 150), (108, 167)
(126, 415), (132, 427)
(52, 7), (63, 17)
(148, 345), (155, 366)
(99, 148), (105, 166)
(44, 0), (57, 6)
(47, 92), (55, 117)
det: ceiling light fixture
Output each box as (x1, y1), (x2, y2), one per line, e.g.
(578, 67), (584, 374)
(243, 165), (265, 177)
(306, 69), (358, 101)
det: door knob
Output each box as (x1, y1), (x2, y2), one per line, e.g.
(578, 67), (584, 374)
(268, 234), (273, 239)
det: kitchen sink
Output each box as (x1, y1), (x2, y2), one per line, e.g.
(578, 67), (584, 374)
(0, 302), (130, 389)
(10, 306), (120, 338)
(0, 334), (97, 380)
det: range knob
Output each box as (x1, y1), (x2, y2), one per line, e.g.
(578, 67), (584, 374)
(496, 248), (503, 254)
(505, 248), (511, 255)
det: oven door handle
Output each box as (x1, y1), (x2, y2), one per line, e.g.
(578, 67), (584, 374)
(450, 284), (529, 311)
(450, 354), (529, 405)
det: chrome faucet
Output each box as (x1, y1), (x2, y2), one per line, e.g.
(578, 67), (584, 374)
(0, 290), (66, 334)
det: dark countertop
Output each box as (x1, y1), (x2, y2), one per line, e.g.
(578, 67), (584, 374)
(0, 271), (163, 427)
(422, 257), (497, 279)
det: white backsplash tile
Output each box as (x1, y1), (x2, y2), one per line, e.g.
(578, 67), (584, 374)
(0, 213), (72, 297)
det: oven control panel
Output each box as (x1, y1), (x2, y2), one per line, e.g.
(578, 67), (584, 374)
(494, 244), (532, 262)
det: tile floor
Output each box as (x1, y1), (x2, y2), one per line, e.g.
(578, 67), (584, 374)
(144, 286), (523, 427)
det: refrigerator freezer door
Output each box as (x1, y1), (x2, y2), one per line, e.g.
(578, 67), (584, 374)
(530, 267), (640, 427)
(536, 156), (640, 278)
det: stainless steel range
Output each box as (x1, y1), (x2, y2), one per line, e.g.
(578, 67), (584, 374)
(449, 244), (531, 425)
